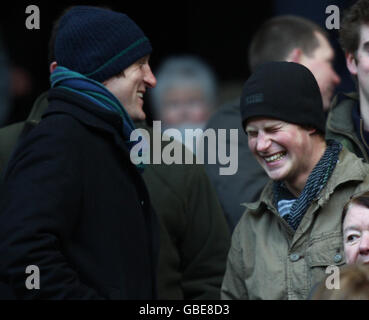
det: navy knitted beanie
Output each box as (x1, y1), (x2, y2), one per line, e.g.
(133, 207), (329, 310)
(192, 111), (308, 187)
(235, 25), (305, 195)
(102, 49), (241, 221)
(54, 6), (152, 82)
(240, 61), (326, 134)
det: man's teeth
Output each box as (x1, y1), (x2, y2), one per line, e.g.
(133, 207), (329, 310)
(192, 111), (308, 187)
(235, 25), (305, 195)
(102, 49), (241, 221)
(264, 152), (286, 163)
(137, 93), (144, 98)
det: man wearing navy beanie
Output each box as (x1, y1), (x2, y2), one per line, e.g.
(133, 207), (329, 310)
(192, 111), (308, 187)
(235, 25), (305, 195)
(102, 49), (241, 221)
(221, 61), (369, 300)
(0, 6), (159, 299)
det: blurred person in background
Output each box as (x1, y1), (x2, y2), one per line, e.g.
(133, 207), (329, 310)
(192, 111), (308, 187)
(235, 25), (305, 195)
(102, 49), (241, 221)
(150, 55), (218, 153)
(326, 0), (369, 163)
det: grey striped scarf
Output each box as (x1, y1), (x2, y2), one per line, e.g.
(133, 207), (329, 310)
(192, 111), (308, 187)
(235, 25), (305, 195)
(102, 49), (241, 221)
(273, 140), (342, 231)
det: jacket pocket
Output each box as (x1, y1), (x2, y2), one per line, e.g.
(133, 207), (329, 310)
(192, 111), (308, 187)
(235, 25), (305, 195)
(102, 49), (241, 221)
(306, 232), (345, 289)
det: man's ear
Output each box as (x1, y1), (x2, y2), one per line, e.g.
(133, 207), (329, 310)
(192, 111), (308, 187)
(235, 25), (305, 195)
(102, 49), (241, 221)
(301, 125), (317, 135)
(286, 48), (303, 63)
(49, 61), (58, 74)
(346, 52), (358, 76)
(308, 127), (317, 135)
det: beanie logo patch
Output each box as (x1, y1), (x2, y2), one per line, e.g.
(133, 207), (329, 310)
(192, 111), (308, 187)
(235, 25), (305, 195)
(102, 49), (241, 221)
(244, 93), (264, 105)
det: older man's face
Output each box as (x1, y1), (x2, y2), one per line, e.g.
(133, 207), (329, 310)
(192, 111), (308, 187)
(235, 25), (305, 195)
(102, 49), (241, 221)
(343, 202), (369, 265)
(245, 117), (315, 187)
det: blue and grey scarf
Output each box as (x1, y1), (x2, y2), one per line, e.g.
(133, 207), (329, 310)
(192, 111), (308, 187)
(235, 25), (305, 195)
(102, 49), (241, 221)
(50, 66), (145, 171)
(273, 139), (342, 231)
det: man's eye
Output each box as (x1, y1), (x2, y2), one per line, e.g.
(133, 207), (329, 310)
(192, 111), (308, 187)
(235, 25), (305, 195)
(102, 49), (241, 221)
(247, 131), (257, 137)
(267, 127), (281, 133)
(135, 59), (146, 68)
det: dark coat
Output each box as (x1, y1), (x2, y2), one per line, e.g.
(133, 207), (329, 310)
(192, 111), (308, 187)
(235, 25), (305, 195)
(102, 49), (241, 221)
(0, 94), (230, 300)
(0, 88), (159, 299)
(326, 92), (369, 162)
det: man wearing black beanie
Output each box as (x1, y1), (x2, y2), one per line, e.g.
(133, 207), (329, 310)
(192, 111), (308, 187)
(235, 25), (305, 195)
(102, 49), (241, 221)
(0, 6), (159, 299)
(221, 61), (369, 300)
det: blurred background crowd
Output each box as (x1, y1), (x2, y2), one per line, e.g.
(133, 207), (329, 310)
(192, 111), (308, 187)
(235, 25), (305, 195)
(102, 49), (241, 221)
(0, 0), (357, 128)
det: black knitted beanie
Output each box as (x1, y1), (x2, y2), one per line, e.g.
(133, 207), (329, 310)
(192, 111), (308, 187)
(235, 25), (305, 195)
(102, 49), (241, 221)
(240, 61), (325, 134)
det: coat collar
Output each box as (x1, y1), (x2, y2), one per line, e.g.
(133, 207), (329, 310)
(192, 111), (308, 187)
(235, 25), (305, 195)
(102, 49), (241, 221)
(46, 88), (125, 134)
(327, 92), (358, 135)
(42, 88), (131, 156)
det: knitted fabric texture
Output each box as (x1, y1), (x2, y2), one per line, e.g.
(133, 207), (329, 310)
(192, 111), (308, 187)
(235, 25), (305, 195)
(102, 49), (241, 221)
(54, 6), (152, 82)
(240, 61), (326, 134)
(273, 140), (342, 231)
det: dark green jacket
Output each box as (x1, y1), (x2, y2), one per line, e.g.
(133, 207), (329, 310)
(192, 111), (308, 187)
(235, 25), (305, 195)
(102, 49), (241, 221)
(326, 92), (369, 162)
(222, 148), (369, 300)
(0, 93), (230, 300)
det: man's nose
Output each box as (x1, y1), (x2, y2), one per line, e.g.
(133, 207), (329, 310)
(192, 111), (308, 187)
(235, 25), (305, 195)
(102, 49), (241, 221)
(144, 66), (157, 88)
(256, 132), (271, 152)
(332, 69), (341, 86)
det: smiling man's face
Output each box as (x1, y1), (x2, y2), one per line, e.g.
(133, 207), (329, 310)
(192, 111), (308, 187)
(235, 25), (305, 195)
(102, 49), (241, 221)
(103, 55), (157, 121)
(246, 117), (316, 189)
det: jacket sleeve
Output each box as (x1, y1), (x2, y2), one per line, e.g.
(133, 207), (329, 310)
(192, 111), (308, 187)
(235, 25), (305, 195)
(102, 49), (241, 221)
(180, 164), (231, 300)
(221, 225), (249, 300)
(0, 121), (104, 299)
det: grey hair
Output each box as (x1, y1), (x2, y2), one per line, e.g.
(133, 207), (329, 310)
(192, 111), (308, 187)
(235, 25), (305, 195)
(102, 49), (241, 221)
(150, 55), (217, 116)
